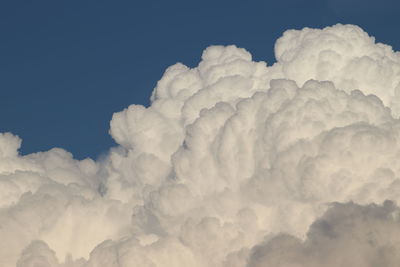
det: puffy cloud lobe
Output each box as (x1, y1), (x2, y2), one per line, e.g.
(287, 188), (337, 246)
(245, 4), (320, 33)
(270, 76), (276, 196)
(0, 132), (21, 158)
(0, 139), (131, 265)
(247, 201), (400, 267)
(1, 24), (400, 266)
(274, 25), (400, 115)
(16, 241), (61, 267)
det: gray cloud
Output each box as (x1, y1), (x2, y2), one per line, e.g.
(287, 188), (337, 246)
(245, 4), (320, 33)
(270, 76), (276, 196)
(248, 201), (400, 267)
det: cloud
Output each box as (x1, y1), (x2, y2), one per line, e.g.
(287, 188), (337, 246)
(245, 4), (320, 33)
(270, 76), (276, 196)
(1, 24), (400, 266)
(247, 201), (400, 267)
(16, 240), (61, 267)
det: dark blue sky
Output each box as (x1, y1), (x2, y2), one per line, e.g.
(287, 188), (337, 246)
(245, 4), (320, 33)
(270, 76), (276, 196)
(1, 0), (399, 159)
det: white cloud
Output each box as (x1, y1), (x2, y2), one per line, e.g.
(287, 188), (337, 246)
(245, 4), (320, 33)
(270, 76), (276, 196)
(1, 24), (400, 266)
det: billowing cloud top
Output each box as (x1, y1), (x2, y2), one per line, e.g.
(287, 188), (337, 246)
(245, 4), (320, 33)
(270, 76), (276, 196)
(2, 24), (400, 267)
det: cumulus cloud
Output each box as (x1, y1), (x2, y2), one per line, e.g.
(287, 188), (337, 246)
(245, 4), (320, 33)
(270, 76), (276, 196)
(1, 24), (400, 266)
(248, 201), (400, 267)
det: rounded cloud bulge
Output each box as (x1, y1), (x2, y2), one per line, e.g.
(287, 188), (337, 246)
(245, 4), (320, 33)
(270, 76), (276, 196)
(2, 24), (400, 266)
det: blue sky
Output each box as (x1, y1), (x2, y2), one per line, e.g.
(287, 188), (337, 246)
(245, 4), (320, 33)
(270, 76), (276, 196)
(1, 0), (399, 159)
